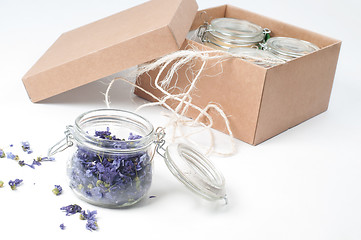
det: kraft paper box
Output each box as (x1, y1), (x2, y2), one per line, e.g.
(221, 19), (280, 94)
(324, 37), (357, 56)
(134, 5), (342, 145)
(22, 0), (198, 103)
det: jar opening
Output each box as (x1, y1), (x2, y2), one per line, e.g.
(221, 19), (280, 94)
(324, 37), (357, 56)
(72, 109), (154, 153)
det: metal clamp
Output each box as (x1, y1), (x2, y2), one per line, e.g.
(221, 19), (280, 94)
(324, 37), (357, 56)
(154, 127), (167, 159)
(48, 126), (74, 157)
(263, 28), (271, 35)
(197, 23), (209, 43)
(262, 28), (271, 43)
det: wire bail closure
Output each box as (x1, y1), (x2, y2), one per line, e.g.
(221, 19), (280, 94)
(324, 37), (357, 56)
(154, 127), (166, 159)
(197, 23), (209, 43)
(48, 125), (74, 157)
(196, 10), (210, 43)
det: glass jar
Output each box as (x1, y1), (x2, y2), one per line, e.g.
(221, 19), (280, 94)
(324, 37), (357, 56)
(228, 47), (285, 68)
(49, 109), (226, 208)
(262, 37), (320, 61)
(198, 18), (270, 50)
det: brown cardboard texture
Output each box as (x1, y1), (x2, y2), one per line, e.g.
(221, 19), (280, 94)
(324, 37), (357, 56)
(22, 0), (198, 102)
(135, 5), (341, 145)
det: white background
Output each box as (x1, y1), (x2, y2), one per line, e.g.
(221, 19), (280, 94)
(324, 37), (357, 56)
(0, 0), (360, 239)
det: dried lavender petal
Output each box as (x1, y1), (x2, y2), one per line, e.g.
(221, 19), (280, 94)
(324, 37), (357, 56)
(21, 141), (33, 154)
(85, 220), (98, 231)
(32, 159), (42, 166)
(6, 152), (19, 160)
(60, 204), (82, 216)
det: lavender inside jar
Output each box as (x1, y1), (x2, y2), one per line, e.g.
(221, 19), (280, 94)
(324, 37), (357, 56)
(66, 109), (155, 208)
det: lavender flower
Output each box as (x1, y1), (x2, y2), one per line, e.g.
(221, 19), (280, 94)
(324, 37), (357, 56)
(85, 220), (98, 231)
(0, 149), (5, 158)
(61, 205), (98, 232)
(60, 204), (82, 216)
(59, 223), (66, 230)
(128, 132), (142, 140)
(52, 185), (63, 195)
(21, 141), (33, 154)
(6, 152), (19, 160)
(80, 210), (98, 231)
(94, 127), (120, 140)
(32, 159), (42, 166)
(8, 179), (23, 190)
(80, 210), (97, 221)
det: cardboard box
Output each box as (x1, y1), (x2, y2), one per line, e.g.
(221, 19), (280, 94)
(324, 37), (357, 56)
(22, 0), (341, 145)
(22, 0), (198, 102)
(135, 5), (341, 145)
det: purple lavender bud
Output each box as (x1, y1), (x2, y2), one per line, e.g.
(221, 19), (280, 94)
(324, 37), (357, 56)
(32, 159), (42, 166)
(8, 179), (23, 190)
(0, 149), (5, 158)
(128, 132), (142, 140)
(85, 220), (98, 231)
(21, 141), (32, 153)
(52, 185), (63, 195)
(6, 152), (19, 160)
(60, 204), (82, 216)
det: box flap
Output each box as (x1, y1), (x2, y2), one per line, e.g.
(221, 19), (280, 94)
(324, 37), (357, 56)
(22, 0), (198, 102)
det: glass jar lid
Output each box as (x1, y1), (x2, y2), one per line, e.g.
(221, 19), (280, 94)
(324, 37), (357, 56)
(209, 18), (264, 39)
(163, 143), (227, 201)
(199, 18), (268, 49)
(265, 37), (320, 58)
(229, 47), (285, 67)
(203, 31), (260, 49)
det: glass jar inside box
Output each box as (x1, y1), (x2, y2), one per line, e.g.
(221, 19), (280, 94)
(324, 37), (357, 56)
(229, 47), (285, 68)
(49, 109), (226, 208)
(262, 37), (320, 61)
(198, 18), (270, 50)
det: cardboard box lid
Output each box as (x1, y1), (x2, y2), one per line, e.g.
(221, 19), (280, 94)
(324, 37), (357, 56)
(22, 0), (198, 102)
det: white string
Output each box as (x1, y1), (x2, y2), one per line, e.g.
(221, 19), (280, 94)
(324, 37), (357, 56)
(104, 47), (283, 156)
